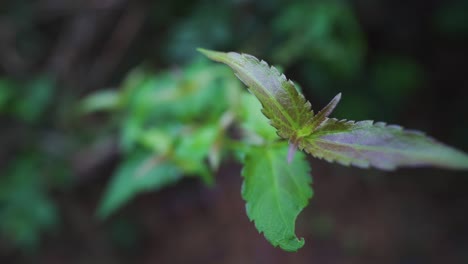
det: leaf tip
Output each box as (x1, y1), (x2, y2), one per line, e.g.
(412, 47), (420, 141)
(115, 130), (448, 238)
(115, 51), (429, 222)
(336, 92), (342, 101)
(278, 237), (305, 252)
(310, 92), (343, 131)
(197, 48), (227, 62)
(328, 92), (342, 112)
(196, 47), (209, 54)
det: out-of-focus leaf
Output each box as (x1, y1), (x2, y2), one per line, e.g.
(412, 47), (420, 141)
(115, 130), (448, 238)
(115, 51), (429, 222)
(173, 124), (221, 185)
(79, 89), (121, 114)
(120, 68), (149, 99)
(0, 78), (15, 112)
(242, 143), (312, 251)
(138, 128), (174, 154)
(272, 0), (365, 78)
(119, 60), (233, 151)
(198, 49), (314, 140)
(98, 152), (182, 218)
(102, 122), (222, 218)
(302, 119), (468, 170)
(164, 4), (233, 62)
(121, 114), (144, 152)
(178, 60), (232, 119)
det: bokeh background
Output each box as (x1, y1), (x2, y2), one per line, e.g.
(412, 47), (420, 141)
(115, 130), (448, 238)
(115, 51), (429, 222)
(1, 0), (468, 263)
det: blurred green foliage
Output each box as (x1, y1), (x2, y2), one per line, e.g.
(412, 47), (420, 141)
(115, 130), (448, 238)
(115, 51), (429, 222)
(273, 0), (365, 79)
(0, 76), (68, 250)
(83, 60), (246, 218)
(434, 0), (468, 36)
(1, 0), (467, 255)
(0, 156), (58, 249)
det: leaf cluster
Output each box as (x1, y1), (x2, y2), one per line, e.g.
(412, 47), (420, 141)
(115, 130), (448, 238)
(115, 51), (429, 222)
(82, 50), (468, 252)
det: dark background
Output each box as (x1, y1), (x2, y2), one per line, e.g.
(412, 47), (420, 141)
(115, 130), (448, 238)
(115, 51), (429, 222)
(1, 0), (468, 263)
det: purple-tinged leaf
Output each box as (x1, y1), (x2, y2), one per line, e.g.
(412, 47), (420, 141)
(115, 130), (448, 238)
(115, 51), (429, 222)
(199, 49), (468, 171)
(309, 93), (341, 132)
(198, 49), (314, 140)
(301, 119), (468, 170)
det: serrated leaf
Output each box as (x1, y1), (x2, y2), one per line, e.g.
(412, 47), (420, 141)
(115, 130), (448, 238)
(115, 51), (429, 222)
(302, 119), (468, 170)
(98, 152), (182, 218)
(201, 49), (468, 171)
(241, 143), (313, 251)
(198, 49), (314, 140)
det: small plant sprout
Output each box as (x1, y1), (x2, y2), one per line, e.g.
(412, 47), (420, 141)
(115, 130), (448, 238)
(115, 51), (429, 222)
(198, 48), (468, 251)
(87, 49), (468, 253)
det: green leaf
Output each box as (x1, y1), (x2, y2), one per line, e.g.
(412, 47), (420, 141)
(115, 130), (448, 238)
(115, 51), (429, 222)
(272, 1), (365, 79)
(173, 123), (223, 185)
(98, 152), (182, 218)
(119, 60), (234, 151)
(198, 49), (314, 140)
(79, 89), (121, 114)
(241, 143), (313, 251)
(302, 119), (468, 170)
